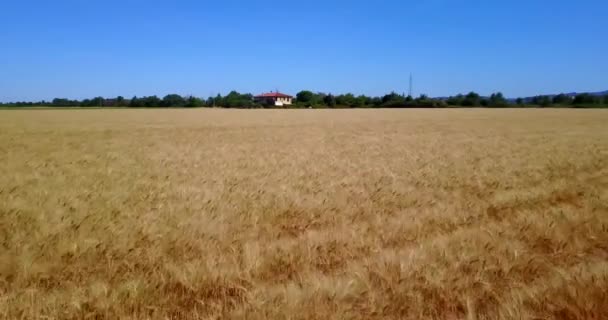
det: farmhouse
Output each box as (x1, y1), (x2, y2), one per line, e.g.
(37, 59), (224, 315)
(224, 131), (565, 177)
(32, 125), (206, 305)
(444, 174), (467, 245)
(254, 92), (293, 106)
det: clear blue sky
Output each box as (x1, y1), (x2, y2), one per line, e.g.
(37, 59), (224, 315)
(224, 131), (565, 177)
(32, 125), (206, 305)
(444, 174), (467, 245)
(1, 0), (607, 102)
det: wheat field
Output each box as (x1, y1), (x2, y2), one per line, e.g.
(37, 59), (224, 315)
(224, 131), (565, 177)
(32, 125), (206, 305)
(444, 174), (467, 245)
(1, 108), (607, 319)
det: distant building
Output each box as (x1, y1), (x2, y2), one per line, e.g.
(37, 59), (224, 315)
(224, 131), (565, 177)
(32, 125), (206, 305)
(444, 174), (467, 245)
(254, 92), (293, 106)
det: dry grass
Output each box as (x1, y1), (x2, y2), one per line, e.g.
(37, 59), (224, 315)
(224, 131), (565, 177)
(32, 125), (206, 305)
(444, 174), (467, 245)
(1, 108), (607, 319)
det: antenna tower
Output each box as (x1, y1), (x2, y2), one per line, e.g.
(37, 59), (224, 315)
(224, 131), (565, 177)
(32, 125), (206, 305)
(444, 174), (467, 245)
(409, 73), (413, 97)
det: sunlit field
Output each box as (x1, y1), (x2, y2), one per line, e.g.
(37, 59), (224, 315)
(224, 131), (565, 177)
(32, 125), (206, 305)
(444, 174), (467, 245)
(1, 108), (607, 319)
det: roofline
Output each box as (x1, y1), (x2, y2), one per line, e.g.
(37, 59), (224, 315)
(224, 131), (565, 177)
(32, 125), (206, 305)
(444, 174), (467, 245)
(254, 93), (293, 98)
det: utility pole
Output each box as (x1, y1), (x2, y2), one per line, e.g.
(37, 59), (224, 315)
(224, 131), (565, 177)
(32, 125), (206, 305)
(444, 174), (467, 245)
(409, 73), (413, 97)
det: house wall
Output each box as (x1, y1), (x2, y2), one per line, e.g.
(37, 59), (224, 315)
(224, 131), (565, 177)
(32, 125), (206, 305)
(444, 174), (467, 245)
(254, 97), (272, 105)
(276, 97), (293, 105)
(255, 97), (293, 106)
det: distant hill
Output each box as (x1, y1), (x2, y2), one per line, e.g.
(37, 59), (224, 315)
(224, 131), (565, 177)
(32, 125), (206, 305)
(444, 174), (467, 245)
(437, 90), (607, 101)
(560, 90), (608, 97)
(528, 90), (607, 98)
(434, 90), (607, 104)
(501, 90), (608, 103)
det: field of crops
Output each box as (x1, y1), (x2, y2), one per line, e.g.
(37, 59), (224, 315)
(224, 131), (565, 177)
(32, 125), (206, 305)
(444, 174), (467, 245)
(1, 108), (607, 319)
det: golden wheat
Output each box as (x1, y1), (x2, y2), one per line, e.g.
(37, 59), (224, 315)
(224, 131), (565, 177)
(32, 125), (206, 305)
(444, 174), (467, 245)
(1, 108), (607, 319)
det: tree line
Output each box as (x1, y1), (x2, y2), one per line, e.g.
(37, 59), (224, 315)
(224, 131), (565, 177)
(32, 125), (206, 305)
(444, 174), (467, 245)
(2, 91), (608, 108)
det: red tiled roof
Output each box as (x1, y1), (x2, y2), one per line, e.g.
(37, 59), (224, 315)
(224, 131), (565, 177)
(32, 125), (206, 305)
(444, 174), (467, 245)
(255, 92), (293, 98)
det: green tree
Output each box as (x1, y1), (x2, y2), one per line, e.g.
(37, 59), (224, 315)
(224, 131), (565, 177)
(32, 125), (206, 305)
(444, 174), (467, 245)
(52, 98), (80, 107)
(89, 97), (104, 107)
(573, 93), (597, 105)
(462, 92), (481, 106)
(209, 94), (223, 107)
(185, 96), (203, 108)
(530, 96), (540, 105)
(222, 91), (253, 108)
(371, 97), (382, 107)
(323, 94), (337, 107)
(354, 95), (369, 108)
(446, 94), (464, 106)
(552, 94), (571, 105)
(130, 96), (144, 108)
(515, 98), (524, 106)
(116, 96), (125, 107)
(52, 98), (65, 106)
(382, 92), (405, 107)
(532, 95), (552, 107)
(162, 94), (186, 107)
(143, 96), (161, 107)
(489, 92), (508, 107)
(414, 94), (443, 107)
(336, 93), (355, 107)
(240, 93), (254, 108)
(296, 90), (315, 105)
(205, 97), (214, 107)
